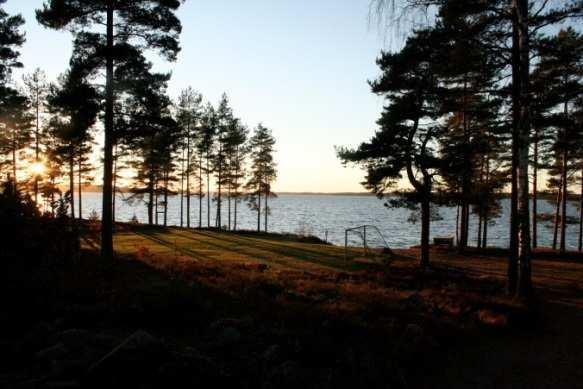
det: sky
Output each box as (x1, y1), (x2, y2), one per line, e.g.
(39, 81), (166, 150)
(5, 0), (398, 193)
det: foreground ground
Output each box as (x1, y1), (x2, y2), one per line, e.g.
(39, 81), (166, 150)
(2, 224), (582, 388)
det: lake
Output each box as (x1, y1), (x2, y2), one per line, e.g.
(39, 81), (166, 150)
(79, 192), (582, 250)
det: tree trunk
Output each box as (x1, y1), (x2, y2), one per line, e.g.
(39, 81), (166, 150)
(455, 203), (460, 246)
(514, 0), (532, 299)
(217, 147), (222, 229)
(207, 154), (211, 228)
(12, 131), (17, 192)
(228, 183), (231, 231)
(34, 96), (40, 204)
(420, 195), (430, 269)
(560, 95), (569, 254)
(186, 126), (191, 229)
(264, 188), (268, 233)
(69, 157), (75, 220)
(148, 174), (154, 226)
(482, 215), (488, 248)
(78, 159), (82, 220)
(180, 146), (185, 227)
(553, 177), (562, 250)
(532, 129), (538, 248)
(257, 191), (261, 232)
(560, 147), (568, 254)
(579, 165), (583, 251)
(101, 5), (115, 260)
(163, 170), (168, 227)
(508, 9), (520, 295)
(199, 153), (203, 228)
(112, 144), (117, 226)
(477, 214), (483, 249)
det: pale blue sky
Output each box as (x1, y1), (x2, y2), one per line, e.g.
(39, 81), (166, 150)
(5, 0), (395, 192)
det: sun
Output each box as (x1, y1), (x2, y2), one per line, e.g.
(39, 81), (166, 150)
(29, 162), (46, 176)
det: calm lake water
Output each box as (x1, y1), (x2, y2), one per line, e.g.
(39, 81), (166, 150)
(79, 192), (582, 250)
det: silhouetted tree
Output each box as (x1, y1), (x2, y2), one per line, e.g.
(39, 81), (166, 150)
(338, 28), (441, 268)
(37, 0), (183, 259)
(0, 1), (27, 190)
(46, 69), (99, 219)
(22, 68), (49, 204)
(176, 87), (203, 228)
(246, 124), (276, 233)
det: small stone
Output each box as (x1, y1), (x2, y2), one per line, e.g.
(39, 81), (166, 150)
(35, 343), (69, 362)
(477, 309), (508, 328)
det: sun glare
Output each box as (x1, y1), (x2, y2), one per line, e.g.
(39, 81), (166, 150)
(29, 162), (46, 176)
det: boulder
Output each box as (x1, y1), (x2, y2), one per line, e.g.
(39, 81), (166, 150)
(87, 330), (169, 384)
(477, 309), (508, 329)
(35, 343), (69, 362)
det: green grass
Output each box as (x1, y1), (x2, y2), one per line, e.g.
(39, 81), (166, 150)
(106, 224), (389, 272)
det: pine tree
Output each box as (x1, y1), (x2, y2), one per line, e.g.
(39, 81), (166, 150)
(213, 93), (233, 229)
(225, 118), (248, 231)
(536, 28), (583, 254)
(46, 69), (99, 219)
(199, 103), (216, 228)
(22, 68), (49, 204)
(0, 1), (27, 190)
(37, 0), (183, 259)
(246, 124), (276, 233)
(176, 87), (203, 228)
(338, 28), (442, 268)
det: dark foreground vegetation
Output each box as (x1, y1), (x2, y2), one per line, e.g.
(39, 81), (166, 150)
(3, 189), (583, 389)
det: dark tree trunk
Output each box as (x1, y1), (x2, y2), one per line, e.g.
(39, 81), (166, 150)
(264, 188), (268, 233)
(207, 155), (211, 228)
(482, 215), (488, 248)
(515, 0), (532, 299)
(579, 165), (583, 251)
(163, 170), (168, 227)
(12, 132), (17, 191)
(553, 178), (562, 250)
(560, 148), (568, 254)
(199, 153), (203, 229)
(420, 196), (430, 269)
(34, 96), (40, 204)
(78, 159), (82, 220)
(228, 185), (231, 231)
(455, 203), (460, 247)
(508, 9), (520, 295)
(148, 174), (154, 226)
(560, 97), (569, 254)
(112, 144), (118, 227)
(532, 129), (538, 248)
(216, 146), (222, 229)
(257, 191), (261, 232)
(477, 214), (483, 249)
(101, 5), (115, 259)
(180, 147), (185, 227)
(186, 126), (191, 229)
(69, 157), (75, 220)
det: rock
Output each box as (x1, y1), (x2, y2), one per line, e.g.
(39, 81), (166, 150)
(35, 343), (69, 362)
(262, 361), (306, 389)
(217, 327), (241, 346)
(210, 317), (253, 331)
(477, 309), (508, 328)
(44, 380), (81, 389)
(262, 344), (283, 367)
(87, 330), (169, 382)
(402, 293), (425, 311)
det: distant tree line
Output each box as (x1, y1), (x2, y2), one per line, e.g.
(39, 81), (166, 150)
(339, 0), (583, 298)
(0, 1), (278, 257)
